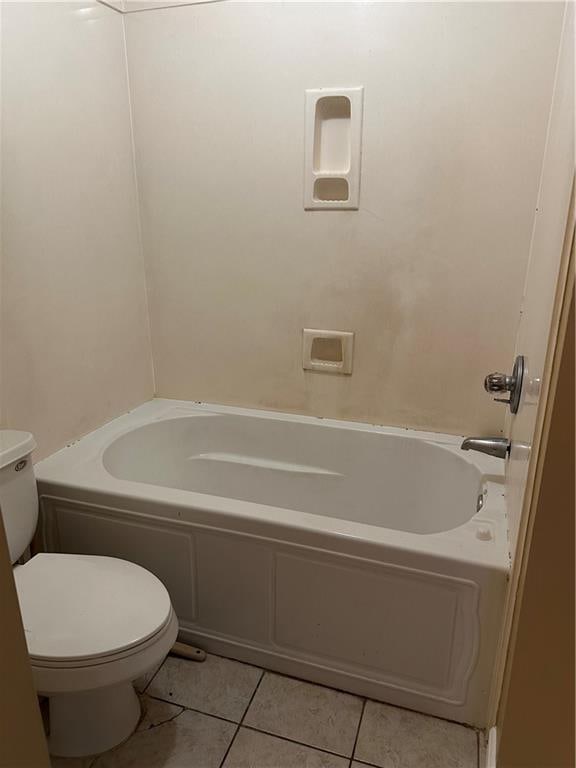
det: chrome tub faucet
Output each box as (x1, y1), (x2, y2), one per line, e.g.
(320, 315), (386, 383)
(460, 437), (510, 459)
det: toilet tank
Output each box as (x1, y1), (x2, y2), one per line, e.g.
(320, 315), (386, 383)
(0, 431), (38, 563)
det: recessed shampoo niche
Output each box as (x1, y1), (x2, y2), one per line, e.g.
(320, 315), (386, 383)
(304, 87), (363, 210)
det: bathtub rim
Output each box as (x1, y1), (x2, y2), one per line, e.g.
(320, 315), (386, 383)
(35, 398), (509, 572)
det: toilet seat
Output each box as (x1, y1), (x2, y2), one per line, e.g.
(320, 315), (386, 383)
(14, 553), (173, 664)
(30, 611), (173, 669)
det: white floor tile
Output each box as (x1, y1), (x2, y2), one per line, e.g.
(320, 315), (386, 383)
(244, 672), (363, 757)
(93, 709), (235, 768)
(147, 653), (263, 721)
(354, 701), (478, 768)
(52, 657), (483, 768)
(223, 728), (349, 768)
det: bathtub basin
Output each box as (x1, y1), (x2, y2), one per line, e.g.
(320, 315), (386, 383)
(36, 399), (509, 726)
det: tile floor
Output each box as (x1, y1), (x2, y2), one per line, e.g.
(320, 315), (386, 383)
(51, 652), (482, 768)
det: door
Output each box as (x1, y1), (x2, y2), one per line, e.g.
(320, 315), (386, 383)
(486, 0), (574, 744)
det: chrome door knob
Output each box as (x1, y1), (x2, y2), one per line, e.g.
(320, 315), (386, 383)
(484, 355), (524, 413)
(484, 372), (514, 393)
(483, 356), (525, 414)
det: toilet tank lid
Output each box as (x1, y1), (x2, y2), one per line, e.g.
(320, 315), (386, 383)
(0, 431), (36, 470)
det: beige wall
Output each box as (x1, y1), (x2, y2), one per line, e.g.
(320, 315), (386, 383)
(125, 1), (563, 436)
(0, 2), (566, 464)
(0, 1), (154, 460)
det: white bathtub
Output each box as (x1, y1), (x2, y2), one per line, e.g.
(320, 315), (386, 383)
(36, 399), (508, 726)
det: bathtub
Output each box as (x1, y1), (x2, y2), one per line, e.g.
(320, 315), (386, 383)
(35, 399), (508, 726)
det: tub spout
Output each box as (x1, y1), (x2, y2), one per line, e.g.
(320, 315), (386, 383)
(461, 437), (510, 459)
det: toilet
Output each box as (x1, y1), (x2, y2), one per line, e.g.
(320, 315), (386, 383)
(0, 430), (178, 758)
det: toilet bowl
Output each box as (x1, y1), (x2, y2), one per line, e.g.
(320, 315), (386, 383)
(0, 431), (178, 757)
(15, 552), (179, 757)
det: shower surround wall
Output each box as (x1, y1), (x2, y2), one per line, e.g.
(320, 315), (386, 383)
(124, 1), (563, 436)
(0, 2), (154, 459)
(0, 1), (564, 457)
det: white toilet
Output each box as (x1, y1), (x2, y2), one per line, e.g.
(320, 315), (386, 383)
(0, 430), (178, 758)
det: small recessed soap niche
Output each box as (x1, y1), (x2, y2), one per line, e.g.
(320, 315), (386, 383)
(302, 329), (354, 374)
(304, 87), (364, 210)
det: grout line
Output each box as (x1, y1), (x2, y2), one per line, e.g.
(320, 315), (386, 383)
(239, 669), (266, 722)
(138, 698), (185, 732)
(217, 723), (244, 768)
(349, 698), (367, 766)
(145, 694), (239, 727)
(217, 669), (265, 768)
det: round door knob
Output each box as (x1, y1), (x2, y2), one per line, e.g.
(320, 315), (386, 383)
(484, 372), (513, 393)
(484, 356), (525, 415)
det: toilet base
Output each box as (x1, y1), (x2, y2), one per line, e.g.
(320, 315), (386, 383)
(48, 682), (141, 757)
